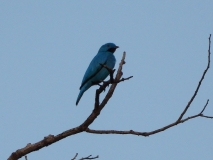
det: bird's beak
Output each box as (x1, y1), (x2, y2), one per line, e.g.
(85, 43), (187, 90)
(115, 46), (119, 48)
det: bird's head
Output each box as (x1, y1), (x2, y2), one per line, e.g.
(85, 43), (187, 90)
(98, 43), (119, 53)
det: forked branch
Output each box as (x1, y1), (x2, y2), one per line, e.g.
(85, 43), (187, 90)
(86, 34), (212, 136)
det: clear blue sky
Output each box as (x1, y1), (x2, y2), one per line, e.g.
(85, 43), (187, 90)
(1, 1), (213, 160)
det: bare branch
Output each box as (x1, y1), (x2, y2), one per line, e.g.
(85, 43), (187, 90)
(94, 52), (130, 109)
(86, 99), (211, 136)
(99, 52), (127, 110)
(177, 34), (211, 122)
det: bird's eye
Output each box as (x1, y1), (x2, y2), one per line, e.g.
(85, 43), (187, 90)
(107, 45), (110, 47)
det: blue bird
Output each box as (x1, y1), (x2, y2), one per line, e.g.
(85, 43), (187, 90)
(76, 43), (119, 105)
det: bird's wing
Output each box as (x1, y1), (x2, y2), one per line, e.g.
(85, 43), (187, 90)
(80, 53), (108, 89)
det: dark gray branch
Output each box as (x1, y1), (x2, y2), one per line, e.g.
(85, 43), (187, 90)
(177, 34), (211, 122)
(86, 99), (212, 136)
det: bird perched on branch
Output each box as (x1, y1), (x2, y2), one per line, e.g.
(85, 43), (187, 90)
(76, 43), (119, 105)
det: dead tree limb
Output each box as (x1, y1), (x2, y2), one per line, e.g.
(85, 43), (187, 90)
(8, 35), (212, 160)
(8, 52), (131, 160)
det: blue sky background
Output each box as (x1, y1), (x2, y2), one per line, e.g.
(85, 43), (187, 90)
(1, 1), (213, 160)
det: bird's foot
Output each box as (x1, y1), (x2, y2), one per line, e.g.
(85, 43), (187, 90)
(92, 80), (105, 87)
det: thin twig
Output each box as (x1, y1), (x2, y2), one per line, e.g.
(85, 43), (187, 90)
(200, 99), (209, 113)
(79, 155), (99, 160)
(71, 153), (99, 160)
(200, 115), (213, 119)
(71, 153), (78, 160)
(115, 76), (133, 83)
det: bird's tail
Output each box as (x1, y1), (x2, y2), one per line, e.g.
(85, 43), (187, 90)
(76, 82), (92, 106)
(76, 89), (84, 106)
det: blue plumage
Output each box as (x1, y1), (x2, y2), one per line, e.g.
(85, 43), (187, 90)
(76, 43), (119, 105)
